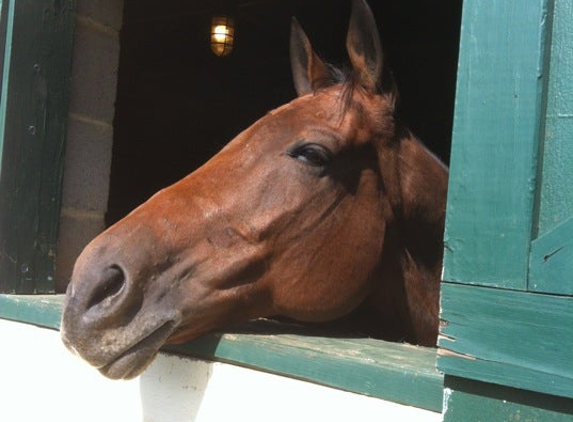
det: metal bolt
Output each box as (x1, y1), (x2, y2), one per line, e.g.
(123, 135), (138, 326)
(28, 125), (36, 135)
(33, 64), (41, 74)
(20, 264), (29, 274)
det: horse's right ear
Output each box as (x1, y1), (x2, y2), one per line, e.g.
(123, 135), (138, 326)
(346, 0), (397, 104)
(290, 17), (331, 97)
(346, 0), (383, 92)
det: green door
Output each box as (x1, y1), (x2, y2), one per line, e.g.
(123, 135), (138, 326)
(529, 0), (573, 296)
(439, 0), (573, 419)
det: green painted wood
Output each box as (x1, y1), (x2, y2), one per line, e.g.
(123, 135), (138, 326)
(536, 0), (573, 239)
(438, 282), (573, 399)
(0, 293), (64, 329)
(167, 326), (443, 412)
(0, 0), (77, 293)
(0, 1), (7, 84)
(443, 0), (550, 289)
(530, 217), (573, 295)
(0, 0), (15, 174)
(0, 294), (443, 412)
(443, 376), (573, 422)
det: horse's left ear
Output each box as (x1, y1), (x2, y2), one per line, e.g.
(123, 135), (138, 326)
(290, 17), (331, 97)
(346, 0), (387, 94)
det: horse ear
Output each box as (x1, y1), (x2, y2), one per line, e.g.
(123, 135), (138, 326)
(290, 17), (331, 97)
(346, 0), (386, 93)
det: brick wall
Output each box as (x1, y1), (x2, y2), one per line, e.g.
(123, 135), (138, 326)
(56, 0), (123, 291)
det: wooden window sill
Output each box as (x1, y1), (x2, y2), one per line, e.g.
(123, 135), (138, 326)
(0, 294), (443, 412)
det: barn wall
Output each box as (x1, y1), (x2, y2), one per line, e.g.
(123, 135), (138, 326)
(0, 319), (442, 422)
(55, 0), (123, 290)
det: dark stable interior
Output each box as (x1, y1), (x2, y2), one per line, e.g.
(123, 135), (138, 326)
(106, 0), (462, 225)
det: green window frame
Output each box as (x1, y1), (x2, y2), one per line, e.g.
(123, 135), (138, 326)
(439, 0), (573, 418)
(0, 0), (76, 294)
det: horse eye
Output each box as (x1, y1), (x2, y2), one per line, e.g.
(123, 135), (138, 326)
(287, 143), (332, 167)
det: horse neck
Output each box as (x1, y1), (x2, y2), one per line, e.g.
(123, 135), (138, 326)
(395, 130), (448, 270)
(374, 128), (448, 345)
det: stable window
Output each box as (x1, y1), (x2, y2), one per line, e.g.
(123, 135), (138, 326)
(3, 0), (573, 409)
(0, 0), (458, 414)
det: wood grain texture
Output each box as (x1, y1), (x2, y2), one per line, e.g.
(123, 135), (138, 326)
(443, 0), (550, 289)
(0, 0), (77, 293)
(439, 283), (573, 399)
(167, 330), (443, 411)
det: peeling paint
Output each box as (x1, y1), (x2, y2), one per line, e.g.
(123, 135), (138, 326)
(438, 348), (476, 361)
(442, 387), (452, 415)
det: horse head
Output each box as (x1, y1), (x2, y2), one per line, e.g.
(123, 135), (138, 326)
(62, 0), (447, 379)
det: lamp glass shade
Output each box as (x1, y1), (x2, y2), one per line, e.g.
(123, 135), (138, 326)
(211, 16), (235, 57)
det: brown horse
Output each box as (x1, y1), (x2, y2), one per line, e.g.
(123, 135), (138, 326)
(62, 0), (447, 380)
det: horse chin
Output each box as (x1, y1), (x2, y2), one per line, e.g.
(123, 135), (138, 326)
(97, 321), (176, 380)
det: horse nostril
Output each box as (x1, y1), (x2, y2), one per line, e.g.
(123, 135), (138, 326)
(86, 265), (127, 311)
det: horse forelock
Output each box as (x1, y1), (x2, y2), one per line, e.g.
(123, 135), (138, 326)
(269, 65), (395, 143)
